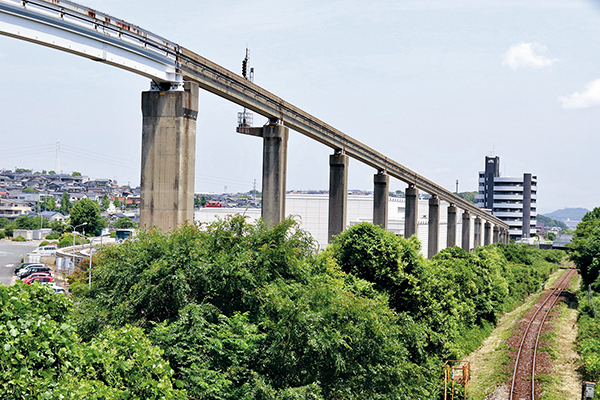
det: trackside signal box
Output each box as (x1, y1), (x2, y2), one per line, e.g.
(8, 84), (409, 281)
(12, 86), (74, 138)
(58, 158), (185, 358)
(582, 381), (595, 399)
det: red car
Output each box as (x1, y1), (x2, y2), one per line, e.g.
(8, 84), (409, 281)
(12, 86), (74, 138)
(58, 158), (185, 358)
(23, 274), (54, 285)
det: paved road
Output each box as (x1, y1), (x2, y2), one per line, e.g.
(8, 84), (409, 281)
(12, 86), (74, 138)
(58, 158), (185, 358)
(0, 240), (45, 286)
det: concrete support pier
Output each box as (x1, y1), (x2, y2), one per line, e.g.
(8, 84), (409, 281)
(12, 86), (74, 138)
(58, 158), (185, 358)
(428, 195), (440, 258)
(373, 171), (389, 229)
(461, 211), (471, 252)
(493, 225), (500, 244)
(474, 217), (482, 249)
(261, 120), (289, 225)
(404, 184), (418, 238)
(484, 221), (491, 246)
(447, 204), (457, 247)
(140, 82), (198, 231)
(328, 151), (349, 243)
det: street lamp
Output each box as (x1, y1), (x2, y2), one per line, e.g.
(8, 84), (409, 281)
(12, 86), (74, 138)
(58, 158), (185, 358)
(72, 222), (87, 269)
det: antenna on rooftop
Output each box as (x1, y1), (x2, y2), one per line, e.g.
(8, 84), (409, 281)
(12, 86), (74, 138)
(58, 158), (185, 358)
(237, 48), (254, 127)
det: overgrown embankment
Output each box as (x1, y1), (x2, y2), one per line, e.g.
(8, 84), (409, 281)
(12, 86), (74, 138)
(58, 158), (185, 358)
(1, 218), (565, 399)
(570, 207), (600, 398)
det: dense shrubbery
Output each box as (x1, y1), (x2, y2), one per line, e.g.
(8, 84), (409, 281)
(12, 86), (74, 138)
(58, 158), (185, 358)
(0, 283), (184, 399)
(3, 217), (565, 399)
(570, 207), (600, 384)
(72, 217), (431, 399)
(331, 223), (561, 361)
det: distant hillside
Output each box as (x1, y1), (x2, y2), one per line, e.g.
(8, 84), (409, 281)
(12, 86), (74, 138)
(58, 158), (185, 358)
(545, 208), (589, 221)
(457, 191), (478, 205)
(537, 214), (568, 230)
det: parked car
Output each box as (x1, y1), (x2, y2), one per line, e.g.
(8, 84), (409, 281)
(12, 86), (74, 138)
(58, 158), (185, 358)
(23, 275), (54, 285)
(21, 272), (52, 282)
(18, 265), (53, 279)
(49, 284), (66, 294)
(23, 274), (54, 285)
(14, 262), (43, 276)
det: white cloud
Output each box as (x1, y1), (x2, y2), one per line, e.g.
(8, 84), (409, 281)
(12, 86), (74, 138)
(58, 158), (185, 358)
(502, 42), (558, 70)
(559, 79), (600, 109)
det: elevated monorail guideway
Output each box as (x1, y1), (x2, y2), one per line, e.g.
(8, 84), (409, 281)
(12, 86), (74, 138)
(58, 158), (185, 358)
(0, 0), (508, 230)
(179, 49), (506, 228)
(0, 0), (182, 88)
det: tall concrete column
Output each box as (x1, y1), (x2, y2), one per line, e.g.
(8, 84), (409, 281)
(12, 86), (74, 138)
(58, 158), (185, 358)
(404, 184), (418, 238)
(261, 120), (289, 225)
(474, 217), (482, 249)
(140, 82), (198, 231)
(484, 221), (491, 245)
(328, 151), (349, 243)
(373, 171), (389, 229)
(447, 204), (457, 247)
(428, 195), (440, 259)
(493, 225), (500, 244)
(461, 211), (471, 252)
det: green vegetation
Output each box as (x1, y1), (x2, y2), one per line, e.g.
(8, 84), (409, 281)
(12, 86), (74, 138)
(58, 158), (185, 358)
(569, 206), (600, 387)
(112, 217), (136, 229)
(456, 191), (478, 204)
(40, 195), (58, 212)
(0, 283), (185, 398)
(2, 216), (565, 398)
(537, 214), (568, 230)
(58, 232), (88, 248)
(70, 198), (106, 235)
(60, 191), (71, 215)
(11, 236), (26, 242)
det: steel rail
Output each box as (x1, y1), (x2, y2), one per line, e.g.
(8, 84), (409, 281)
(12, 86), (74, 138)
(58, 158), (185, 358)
(509, 268), (574, 399)
(530, 268), (575, 399)
(178, 48), (507, 228)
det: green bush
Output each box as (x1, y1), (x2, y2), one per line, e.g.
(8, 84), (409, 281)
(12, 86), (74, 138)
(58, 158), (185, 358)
(0, 283), (185, 398)
(0, 231), (5, 239)
(71, 217), (433, 399)
(45, 233), (60, 240)
(12, 235), (26, 242)
(39, 240), (50, 247)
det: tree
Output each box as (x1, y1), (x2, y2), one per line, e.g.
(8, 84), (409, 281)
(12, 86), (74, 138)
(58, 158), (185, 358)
(456, 191), (478, 204)
(70, 198), (106, 235)
(0, 218), (8, 229)
(40, 195), (57, 212)
(72, 171), (82, 177)
(101, 194), (110, 210)
(112, 217), (136, 229)
(71, 217), (432, 398)
(60, 192), (71, 215)
(113, 197), (121, 209)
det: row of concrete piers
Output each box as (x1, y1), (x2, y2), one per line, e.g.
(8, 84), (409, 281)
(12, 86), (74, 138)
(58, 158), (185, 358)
(236, 117), (509, 256)
(139, 82), (508, 257)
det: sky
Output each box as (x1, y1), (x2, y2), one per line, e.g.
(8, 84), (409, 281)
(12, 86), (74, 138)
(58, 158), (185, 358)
(1, 0), (600, 214)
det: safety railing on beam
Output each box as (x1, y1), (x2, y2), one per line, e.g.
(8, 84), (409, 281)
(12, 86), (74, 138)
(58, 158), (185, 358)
(0, 0), (181, 83)
(178, 48), (507, 228)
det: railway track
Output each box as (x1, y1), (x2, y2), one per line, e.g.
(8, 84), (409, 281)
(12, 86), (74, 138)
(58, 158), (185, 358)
(508, 267), (577, 399)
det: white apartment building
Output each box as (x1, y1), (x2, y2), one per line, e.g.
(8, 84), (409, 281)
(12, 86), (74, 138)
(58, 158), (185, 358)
(476, 156), (537, 241)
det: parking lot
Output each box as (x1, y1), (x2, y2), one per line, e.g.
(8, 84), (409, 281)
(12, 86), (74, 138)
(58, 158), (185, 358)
(0, 240), (45, 286)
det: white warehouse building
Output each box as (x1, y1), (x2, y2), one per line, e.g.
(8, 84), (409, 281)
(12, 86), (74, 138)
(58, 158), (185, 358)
(195, 194), (477, 255)
(476, 156), (537, 241)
